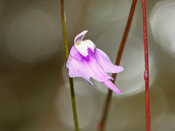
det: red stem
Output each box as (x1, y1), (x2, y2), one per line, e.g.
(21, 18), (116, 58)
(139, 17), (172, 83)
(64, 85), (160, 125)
(142, 0), (150, 131)
(98, 0), (137, 130)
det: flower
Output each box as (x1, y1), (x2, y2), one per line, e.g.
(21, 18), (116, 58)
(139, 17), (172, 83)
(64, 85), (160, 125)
(66, 30), (124, 94)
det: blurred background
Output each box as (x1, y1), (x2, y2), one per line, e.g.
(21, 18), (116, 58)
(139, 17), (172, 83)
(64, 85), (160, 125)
(0, 0), (175, 130)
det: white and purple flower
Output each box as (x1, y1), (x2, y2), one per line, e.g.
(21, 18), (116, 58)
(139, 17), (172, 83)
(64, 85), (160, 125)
(66, 30), (124, 94)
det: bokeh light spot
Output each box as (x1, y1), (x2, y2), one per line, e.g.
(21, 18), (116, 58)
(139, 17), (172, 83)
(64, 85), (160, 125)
(6, 8), (57, 63)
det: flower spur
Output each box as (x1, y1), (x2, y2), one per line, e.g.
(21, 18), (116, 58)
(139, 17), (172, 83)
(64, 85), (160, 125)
(66, 30), (124, 94)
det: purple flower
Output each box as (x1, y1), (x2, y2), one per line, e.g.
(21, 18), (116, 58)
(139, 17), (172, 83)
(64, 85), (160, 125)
(66, 30), (124, 94)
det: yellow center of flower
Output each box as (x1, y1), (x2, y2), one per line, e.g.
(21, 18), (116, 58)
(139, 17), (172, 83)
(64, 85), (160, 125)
(76, 40), (87, 46)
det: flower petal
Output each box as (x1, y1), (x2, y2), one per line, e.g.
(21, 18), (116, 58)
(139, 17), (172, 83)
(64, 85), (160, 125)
(67, 47), (113, 84)
(74, 30), (88, 45)
(95, 48), (124, 73)
(103, 80), (121, 95)
(67, 46), (93, 85)
(69, 46), (82, 61)
(74, 40), (95, 57)
(67, 55), (93, 85)
(87, 49), (113, 82)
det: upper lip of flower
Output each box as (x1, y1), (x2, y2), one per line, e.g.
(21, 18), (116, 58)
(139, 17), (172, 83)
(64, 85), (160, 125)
(66, 30), (124, 94)
(74, 30), (88, 45)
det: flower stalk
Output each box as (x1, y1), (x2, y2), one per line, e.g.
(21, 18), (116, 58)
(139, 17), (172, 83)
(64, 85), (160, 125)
(98, 0), (138, 130)
(142, 0), (150, 131)
(60, 0), (79, 131)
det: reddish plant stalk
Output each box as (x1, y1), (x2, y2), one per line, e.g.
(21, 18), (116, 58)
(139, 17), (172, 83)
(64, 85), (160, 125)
(142, 0), (150, 131)
(98, 0), (138, 130)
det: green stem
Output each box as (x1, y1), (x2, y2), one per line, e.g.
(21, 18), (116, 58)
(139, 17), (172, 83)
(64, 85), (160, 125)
(60, 0), (79, 131)
(98, 0), (138, 130)
(60, 1), (69, 60)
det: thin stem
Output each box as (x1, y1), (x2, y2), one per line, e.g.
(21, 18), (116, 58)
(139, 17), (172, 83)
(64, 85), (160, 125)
(98, 0), (137, 130)
(142, 0), (150, 131)
(68, 77), (79, 131)
(60, 0), (69, 60)
(60, 0), (79, 131)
